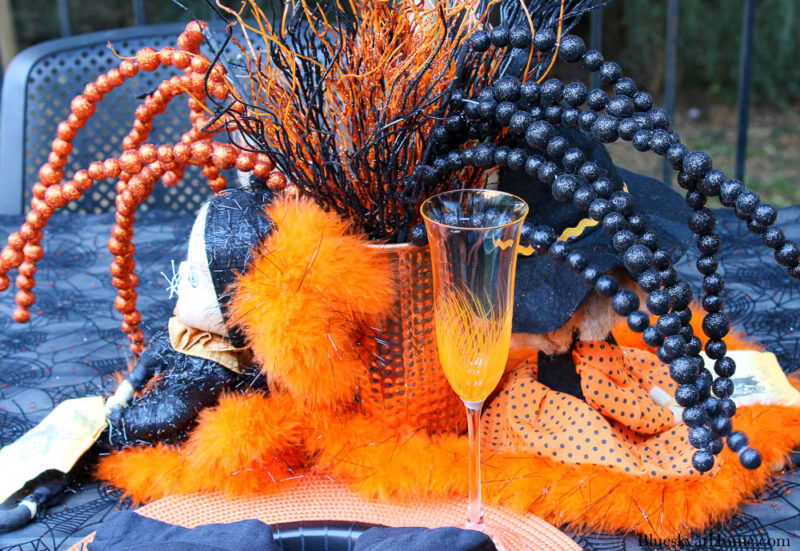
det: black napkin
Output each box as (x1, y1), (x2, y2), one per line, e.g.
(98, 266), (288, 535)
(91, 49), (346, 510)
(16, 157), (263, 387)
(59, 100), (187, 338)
(354, 526), (497, 551)
(86, 511), (275, 551)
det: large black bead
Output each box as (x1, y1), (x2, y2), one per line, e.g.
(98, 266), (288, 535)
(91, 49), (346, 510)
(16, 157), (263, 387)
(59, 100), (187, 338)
(611, 289), (640, 316)
(683, 151), (712, 178)
(683, 405), (708, 428)
(588, 198), (612, 221)
(721, 397), (736, 417)
(567, 251), (588, 272)
(494, 75), (522, 102)
(586, 89), (609, 111)
(546, 136), (569, 159)
(711, 415), (732, 436)
(695, 368), (713, 399)
(677, 171), (697, 191)
(509, 111), (532, 135)
(688, 426), (712, 448)
(533, 28), (557, 52)
(445, 150), (463, 170)
(578, 111), (599, 131)
(702, 313), (730, 339)
(592, 177), (613, 198)
(650, 129), (672, 155)
(726, 431), (748, 452)
(595, 275), (618, 297)
(698, 169), (725, 197)
(692, 450), (714, 472)
(490, 26), (510, 46)
(712, 376), (734, 398)
(762, 226), (785, 249)
(474, 142), (496, 168)
(697, 234), (721, 255)
(734, 190), (760, 220)
(627, 310), (650, 332)
(665, 143), (689, 170)
(708, 437), (724, 455)
(669, 356), (697, 384)
(598, 61), (622, 84)
(637, 269), (661, 292)
(633, 91), (653, 111)
(581, 49), (603, 71)
(703, 396), (723, 417)
(558, 35), (586, 62)
(649, 107), (672, 130)
(612, 229), (636, 252)
(686, 192), (705, 211)
(705, 295), (726, 313)
(663, 334), (686, 357)
(563, 108), (581, 128)
(714, 356), (736, 377)
(573, 186), (597, 211)
(608, 191), (633, 217)
(675, 383), (699, 407)
(563, 81), (588, 107)
(623, 244), (653, 275)
(449, 88), (466, 109)
(739, 447), (762, 469)
(478, 97), (498, 120)
(705, 339), (727, 359)
(520, 81), (541, 104)
(628, 214), (646, 235)
(643, 326), (663, 347)
(632, 129), (652, 151)
(592, 115), (619, 143)
(409, 224), (428, 246)
(602, 212), (627, 234)
(469, 30), (491, 51)
(607, 95), (635, 118)
(719, 178), (744, 207)
(688, 208), (716, 235)
(460, 147), (476, 167)
(541, 78), (565, 104)
(552, 174), (579, 202)
(702, 274), (725, 294)
(775, 242), (800, 267)
(549, 240), (569, 262)
(494, 146), (510, 168)
(509, 26), (532, 48)
(531, 225), (557, 253)
(667, 281), (692, 312)
(659, 267), (678, 287)
(582, 265), (602, 286)
(696, 255), (718, 275)
(537, 161), (559, 185)
(686, 336), (703, 355)
(613, 77), (637, 97)
(526, 120), (554, 149)
(617, 118), (639, 141)
(657, 312), (682, 336)
(524, 155), (544, 177)
(562, 148), (586, 173)
(495, 101), (517, 125)
(753, 203), (777, 226)
(507, 148), (526, 172)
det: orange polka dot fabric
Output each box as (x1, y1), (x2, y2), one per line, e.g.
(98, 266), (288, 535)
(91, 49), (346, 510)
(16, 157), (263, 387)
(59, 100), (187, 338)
(483, 341), (706, 479)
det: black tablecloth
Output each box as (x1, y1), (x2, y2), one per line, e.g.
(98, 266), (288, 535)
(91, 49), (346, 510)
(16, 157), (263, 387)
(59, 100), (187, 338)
(0, 208), (798, 550)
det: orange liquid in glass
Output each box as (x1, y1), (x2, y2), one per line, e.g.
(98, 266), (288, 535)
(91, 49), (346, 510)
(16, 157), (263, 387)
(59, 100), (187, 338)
(434, 288), (512, 403)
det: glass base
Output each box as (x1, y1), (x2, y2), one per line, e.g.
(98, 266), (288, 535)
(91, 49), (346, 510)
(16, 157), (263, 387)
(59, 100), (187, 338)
(463, 518), (507, 551)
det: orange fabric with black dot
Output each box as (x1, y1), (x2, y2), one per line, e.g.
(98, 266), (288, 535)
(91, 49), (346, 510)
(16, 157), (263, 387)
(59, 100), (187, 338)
(482, 341), (701, 479)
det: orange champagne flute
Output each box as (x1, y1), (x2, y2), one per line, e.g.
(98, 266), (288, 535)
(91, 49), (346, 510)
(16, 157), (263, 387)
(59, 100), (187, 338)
(421, 189), (528, 532)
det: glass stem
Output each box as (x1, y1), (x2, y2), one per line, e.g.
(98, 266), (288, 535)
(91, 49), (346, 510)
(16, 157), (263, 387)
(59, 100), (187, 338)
(464, 400), (484, 527)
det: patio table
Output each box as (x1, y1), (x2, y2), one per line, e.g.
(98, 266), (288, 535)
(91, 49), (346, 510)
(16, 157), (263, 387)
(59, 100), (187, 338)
(1, 207), (798, 550)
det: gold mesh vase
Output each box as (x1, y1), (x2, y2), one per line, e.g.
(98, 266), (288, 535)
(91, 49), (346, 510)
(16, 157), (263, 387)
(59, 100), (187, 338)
(359, 243), (465, 434)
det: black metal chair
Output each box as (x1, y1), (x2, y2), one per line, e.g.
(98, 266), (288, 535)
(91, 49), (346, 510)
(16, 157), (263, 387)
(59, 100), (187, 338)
(0, 23), (218, 215)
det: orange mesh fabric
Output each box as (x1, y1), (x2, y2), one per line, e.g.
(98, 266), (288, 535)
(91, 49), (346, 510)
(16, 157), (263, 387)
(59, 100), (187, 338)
(69, 477), (580, 551)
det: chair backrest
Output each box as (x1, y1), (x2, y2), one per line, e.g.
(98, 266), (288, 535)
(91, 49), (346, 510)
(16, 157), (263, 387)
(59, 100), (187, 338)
(0, 23), (222, 215)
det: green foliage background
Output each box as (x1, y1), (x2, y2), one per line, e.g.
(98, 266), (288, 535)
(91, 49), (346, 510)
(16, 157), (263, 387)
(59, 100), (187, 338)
(8, 0), (799, 108)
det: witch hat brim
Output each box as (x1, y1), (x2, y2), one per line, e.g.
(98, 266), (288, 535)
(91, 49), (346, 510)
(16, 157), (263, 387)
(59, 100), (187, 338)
(506, 163), (693, 335)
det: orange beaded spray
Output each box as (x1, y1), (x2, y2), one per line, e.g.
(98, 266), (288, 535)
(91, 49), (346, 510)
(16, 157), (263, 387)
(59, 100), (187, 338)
(0, 21), (285, 355)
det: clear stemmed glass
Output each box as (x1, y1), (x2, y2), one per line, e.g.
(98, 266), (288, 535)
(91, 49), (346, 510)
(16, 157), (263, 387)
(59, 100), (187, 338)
(421, 189), (528, 535)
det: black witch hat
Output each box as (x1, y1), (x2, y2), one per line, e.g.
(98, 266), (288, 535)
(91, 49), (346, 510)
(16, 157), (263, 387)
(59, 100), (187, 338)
(501, 127), (693, 335)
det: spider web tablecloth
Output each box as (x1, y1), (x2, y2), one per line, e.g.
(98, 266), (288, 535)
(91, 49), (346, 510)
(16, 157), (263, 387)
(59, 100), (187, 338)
(0, 208), (798, 550)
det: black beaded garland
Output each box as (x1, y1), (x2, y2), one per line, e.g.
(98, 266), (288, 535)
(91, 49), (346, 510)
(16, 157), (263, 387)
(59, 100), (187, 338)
(490, 26), (510, 47)
(509, 26), (531, 49)
(586, 88), (609, 111)
(563, 81), (588, 107)
(469, 30), (491, 51)
(581, 49), (603, 71)
(595, 275), (618, 297)
(533, 28), (557, 52)
(726, 431), (748, 452)
(611, 289), (639, 316)
(692, 450), (714, 473)
(541, 78), (565, 104)
(675, 384), (699, 407)
(598, 61), (622, 84)
(558, 34), (586, 63)
(409, 224), (428, 246)
(613, 77), (637, 97)
(567, 250), (588, 272)
(739, 448), (762, 469)
(683, 151), (712, 178)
